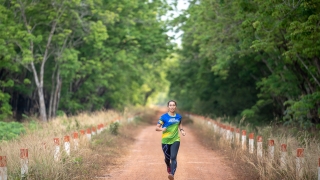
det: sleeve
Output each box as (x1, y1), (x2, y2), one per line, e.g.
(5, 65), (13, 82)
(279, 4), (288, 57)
(158, 120), (164, 125)
(157, 115), (164, 125)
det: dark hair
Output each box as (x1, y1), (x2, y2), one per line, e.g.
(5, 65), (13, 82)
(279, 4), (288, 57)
(167, 100), (177, 106)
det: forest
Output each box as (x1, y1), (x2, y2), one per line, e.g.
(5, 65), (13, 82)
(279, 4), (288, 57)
(0, 0), (173, 122)
(168, 0), (320, 128)
(0, 0), (319, 129)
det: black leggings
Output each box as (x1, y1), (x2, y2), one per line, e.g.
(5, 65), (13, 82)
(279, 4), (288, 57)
(162, 141), (180, 175)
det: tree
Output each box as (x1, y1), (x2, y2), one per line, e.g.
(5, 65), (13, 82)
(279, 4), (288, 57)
(0, 0), (172, 121)
(168, 0), (320, 127)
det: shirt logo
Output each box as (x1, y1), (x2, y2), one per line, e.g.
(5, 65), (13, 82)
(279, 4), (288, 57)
(168, 118), (179, 123)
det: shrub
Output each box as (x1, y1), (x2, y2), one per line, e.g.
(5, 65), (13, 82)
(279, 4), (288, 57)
(0, 121), (25, 141)
(109, 122), (120, 135)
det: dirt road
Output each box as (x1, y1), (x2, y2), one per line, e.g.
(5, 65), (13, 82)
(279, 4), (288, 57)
(102, 113), (236, 180)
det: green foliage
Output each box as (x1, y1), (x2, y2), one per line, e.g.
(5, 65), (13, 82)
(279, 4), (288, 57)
(0, 121), (25, 141)
(283, 92), (320, 129)
(56, 110), (65, 117)
(0, 0), (172, 120)
(167, 0), (320, 128)
(0, 92), (12, 120)
(28, 120), (39, 131)
(109, 122), (120, 135)
(241, 109), (255, 118)
(73, 157), (83, 165)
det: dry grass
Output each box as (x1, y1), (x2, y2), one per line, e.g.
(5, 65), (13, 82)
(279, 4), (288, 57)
(187, 117), (259, 180)
(248, 126), (320, 180)
(187, 116), (320, 180)
(0, 107), (148, 180)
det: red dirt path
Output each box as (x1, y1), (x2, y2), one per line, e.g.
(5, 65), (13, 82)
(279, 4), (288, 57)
(100, 110), (236, 180)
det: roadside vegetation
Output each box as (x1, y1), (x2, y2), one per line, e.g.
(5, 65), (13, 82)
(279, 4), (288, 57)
(0, 107), (157, 179)
(0, 0), (172, 122)
(189, 115), (319, 180)
(169, 1), (320, 177)
(169, 0), (320, 130)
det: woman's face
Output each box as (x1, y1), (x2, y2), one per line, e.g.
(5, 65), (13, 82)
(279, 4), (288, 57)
(168, 101), (176, 113)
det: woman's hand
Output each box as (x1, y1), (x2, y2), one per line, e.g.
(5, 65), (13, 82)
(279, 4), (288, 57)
(156, 124), (167, 132)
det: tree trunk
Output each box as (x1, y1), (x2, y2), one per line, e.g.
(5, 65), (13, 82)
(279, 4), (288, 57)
(19, 0), (64, 122)
(296, 54), (320, 87)
(53, 69), (62, 117)
(37, 87), (47, 121)
(48, 64), (58, 120)
(56, 79), (62, 115)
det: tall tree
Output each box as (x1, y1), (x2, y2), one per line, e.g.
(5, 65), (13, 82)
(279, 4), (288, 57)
(0, 0), (172, 121)
(168, 0), (320, 127)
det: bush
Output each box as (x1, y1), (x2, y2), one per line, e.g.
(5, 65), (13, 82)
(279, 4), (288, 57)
(109, 122), (120, 135)
(0, 121), (26, 141)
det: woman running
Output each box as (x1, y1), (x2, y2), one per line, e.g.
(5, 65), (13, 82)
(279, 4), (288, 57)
(156, 100), (186, 180)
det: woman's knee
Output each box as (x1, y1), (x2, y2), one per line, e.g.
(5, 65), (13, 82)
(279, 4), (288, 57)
(170, 156), (177, 161)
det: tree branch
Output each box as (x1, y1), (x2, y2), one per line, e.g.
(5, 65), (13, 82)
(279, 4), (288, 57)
(296, 54), (320, 87)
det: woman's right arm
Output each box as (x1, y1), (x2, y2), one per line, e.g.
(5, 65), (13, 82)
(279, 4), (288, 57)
(156, 123), (166, 131)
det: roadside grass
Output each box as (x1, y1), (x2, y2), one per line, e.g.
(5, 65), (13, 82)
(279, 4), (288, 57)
(187, 115), (320, 180)
(94, 108), (158, 178)
(186, 117), (259, 180)
(0, 107), (153, 179)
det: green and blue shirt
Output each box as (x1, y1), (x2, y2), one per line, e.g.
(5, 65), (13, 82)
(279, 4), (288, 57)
(158, 113), (182, 144)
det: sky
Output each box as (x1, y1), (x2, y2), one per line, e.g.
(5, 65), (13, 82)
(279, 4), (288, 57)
(164, 0), (190, 45)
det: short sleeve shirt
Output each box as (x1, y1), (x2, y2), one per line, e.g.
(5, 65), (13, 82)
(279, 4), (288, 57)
(157, 113), (182, 144)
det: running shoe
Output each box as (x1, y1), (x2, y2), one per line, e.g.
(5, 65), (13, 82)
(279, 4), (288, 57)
(168, 174), (174, 180)
(167, 167), (171, 174)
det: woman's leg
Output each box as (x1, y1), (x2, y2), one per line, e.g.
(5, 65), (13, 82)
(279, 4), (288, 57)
(170, 141), (180, 175)
(162, 144), (171, 169)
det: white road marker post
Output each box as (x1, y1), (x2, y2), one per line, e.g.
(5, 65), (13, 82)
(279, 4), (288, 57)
(249, 133), (254, 154)
(268, 139), (274, 161)
(73, 132), (79, 150)
(64, 136), (70, 156)
(257, 136), (263, 159)
(54, 138), (60, 162)
(86, 128), (92, 141)
(91, 127), (96, 136)
(20, 148), (28, 178)
(223, 125), (227, 140)
(226, 126), (231, 141)
(280, 144), (287, 170)
(236, 129), (240, 145)
(0, 156), (7, 180)
(230, 128), (235, 144)
(220, 125), (224, 139)
(213, 122), (218, 133)
(296, 148), (304, 179)
(241, 130), (247, 151)
(97, 125), (101, 134)
(101, 124), (105, 132)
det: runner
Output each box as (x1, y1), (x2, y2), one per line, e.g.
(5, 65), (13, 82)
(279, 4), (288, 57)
(156, 100), (186, 180)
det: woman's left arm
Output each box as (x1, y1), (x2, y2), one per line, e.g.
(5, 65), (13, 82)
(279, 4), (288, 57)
(179, 122), (186, 136)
